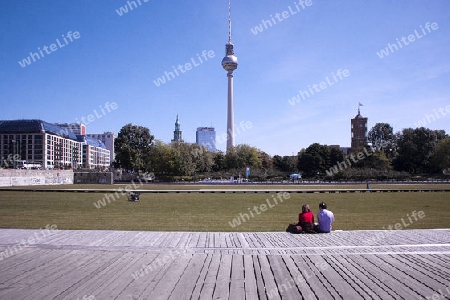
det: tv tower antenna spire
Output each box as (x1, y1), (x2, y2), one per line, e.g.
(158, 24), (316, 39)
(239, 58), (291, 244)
(227, 0), (232, 44)
(222, 0), (238, 150)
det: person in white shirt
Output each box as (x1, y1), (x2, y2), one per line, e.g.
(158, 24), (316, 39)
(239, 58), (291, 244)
(315, 202), (335, 233)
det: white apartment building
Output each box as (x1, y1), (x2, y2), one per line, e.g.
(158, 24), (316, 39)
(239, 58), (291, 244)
(0, 120), (110, 169)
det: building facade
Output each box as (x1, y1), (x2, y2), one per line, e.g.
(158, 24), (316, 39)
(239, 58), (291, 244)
(55, 123), (86, 135)
(351, 108), (368, 150)
(196, 127), (216, 152)
(0, 120), (109, 169)
(86, 132), (115, 162)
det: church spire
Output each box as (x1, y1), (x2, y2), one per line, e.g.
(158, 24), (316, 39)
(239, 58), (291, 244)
(175, 114), (180, 131)
(172, 114), (183, 143)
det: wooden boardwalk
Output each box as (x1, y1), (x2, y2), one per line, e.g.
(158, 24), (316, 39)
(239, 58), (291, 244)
(0, 229), (449, 299)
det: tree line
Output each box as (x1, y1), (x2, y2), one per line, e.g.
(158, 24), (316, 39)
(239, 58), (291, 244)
(113, 123), (450, 181)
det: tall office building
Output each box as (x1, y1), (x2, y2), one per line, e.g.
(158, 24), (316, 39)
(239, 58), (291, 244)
(171, 115), (183, 143)
(351, 106), (368, 150)
(221, 0), (238, 150)
(196, 127), (216, 152)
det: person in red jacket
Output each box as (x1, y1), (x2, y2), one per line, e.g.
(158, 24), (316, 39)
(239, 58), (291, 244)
(298, 204), (315, 232)
(286, 204), (315, 233)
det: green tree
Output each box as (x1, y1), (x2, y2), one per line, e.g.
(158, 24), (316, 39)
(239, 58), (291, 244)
(298, 143), (335, 177)
(368, 123), (396, 159)
(212, 151), (225, 172)
(259, 151), (273, 171)
(393, 127), (446, 174)
(329, 147), (345, 167)
(171, 143), (195, 176)
(236, 144), (261, 168)
(224, 147), (239, 169)
(224, 144), (261, 170)
(273, 155), (283, 171)
(114, 124), (154, 172)
(273, 155), (297, 172)
(430, 137), (450, 173)
(190, 144), (214, 173)
(149, 141), (177, 176)
(353, 148), (391, 170)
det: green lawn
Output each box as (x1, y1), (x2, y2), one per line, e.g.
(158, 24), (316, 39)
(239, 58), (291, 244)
(0, 184), (449, 231)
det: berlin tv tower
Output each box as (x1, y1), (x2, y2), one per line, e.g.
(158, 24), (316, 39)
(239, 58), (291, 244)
(222, 0), (238, 150)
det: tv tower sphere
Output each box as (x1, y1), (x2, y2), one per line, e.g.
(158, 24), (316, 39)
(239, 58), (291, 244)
(222, 45), (238, 71)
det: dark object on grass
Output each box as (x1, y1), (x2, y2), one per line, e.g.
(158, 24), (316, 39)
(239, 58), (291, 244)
(128, 191), (140, 202)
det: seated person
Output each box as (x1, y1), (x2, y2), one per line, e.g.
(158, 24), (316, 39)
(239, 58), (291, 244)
(298, 204), (315, 232)
(315, 202), (334, 233)
(286, 204), (315, 233)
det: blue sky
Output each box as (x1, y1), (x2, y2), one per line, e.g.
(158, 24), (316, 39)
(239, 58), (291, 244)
(1, 0), (449, 156)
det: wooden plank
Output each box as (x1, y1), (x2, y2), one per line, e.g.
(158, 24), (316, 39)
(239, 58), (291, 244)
(307, 255), (364, 299)
(174, 232), (192, 249)
(226, 232), (238, 248)
(242, 232), (258, 248)
(0, 248), (53, 274)
(430, 253), (450, 264)
(168, 254), (207, 299)
(186, 232), (201, 249)
(0, 249), (60, 298)
(111, 252), (160, 300)
(197, 253), (221, 298)
(237, 233), (250, 250)
(21, 250), (100, 300)
(266, 255), (302, 299)
(426, 254), (450, 275)
(78, 252), (143, 299)
(50, 250), (136, 300)
(368, 254), (442, 297)
(352, 254), (424, 298)
(396, 254), (450, 286)
(209, 232), (217, 248)
(283, 255), (317, 300)
(189, 253), (214, 299)
(322, 254), (385, 299)
(294, 256), (340, 299)
(145, 254), (192, 300)
(164, 232), (183, 248)
(196, 231), (208, 248)
(147, 232), (169, 248)
(137, 252), (184, 300)
(257, 255), (281, 300)
(158, 232), (178, 248)
(212, 232), (220, 248)
(229, 255), (245, 299)
(219, 232), (228, 248)
(212, 254), (232, 300)
(252, 254), (268, 300)
(60, 251), (142, 300)
(243, 255), (258, 300)
(0, 249), (78, 299)
(347, 255), (405, 299)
